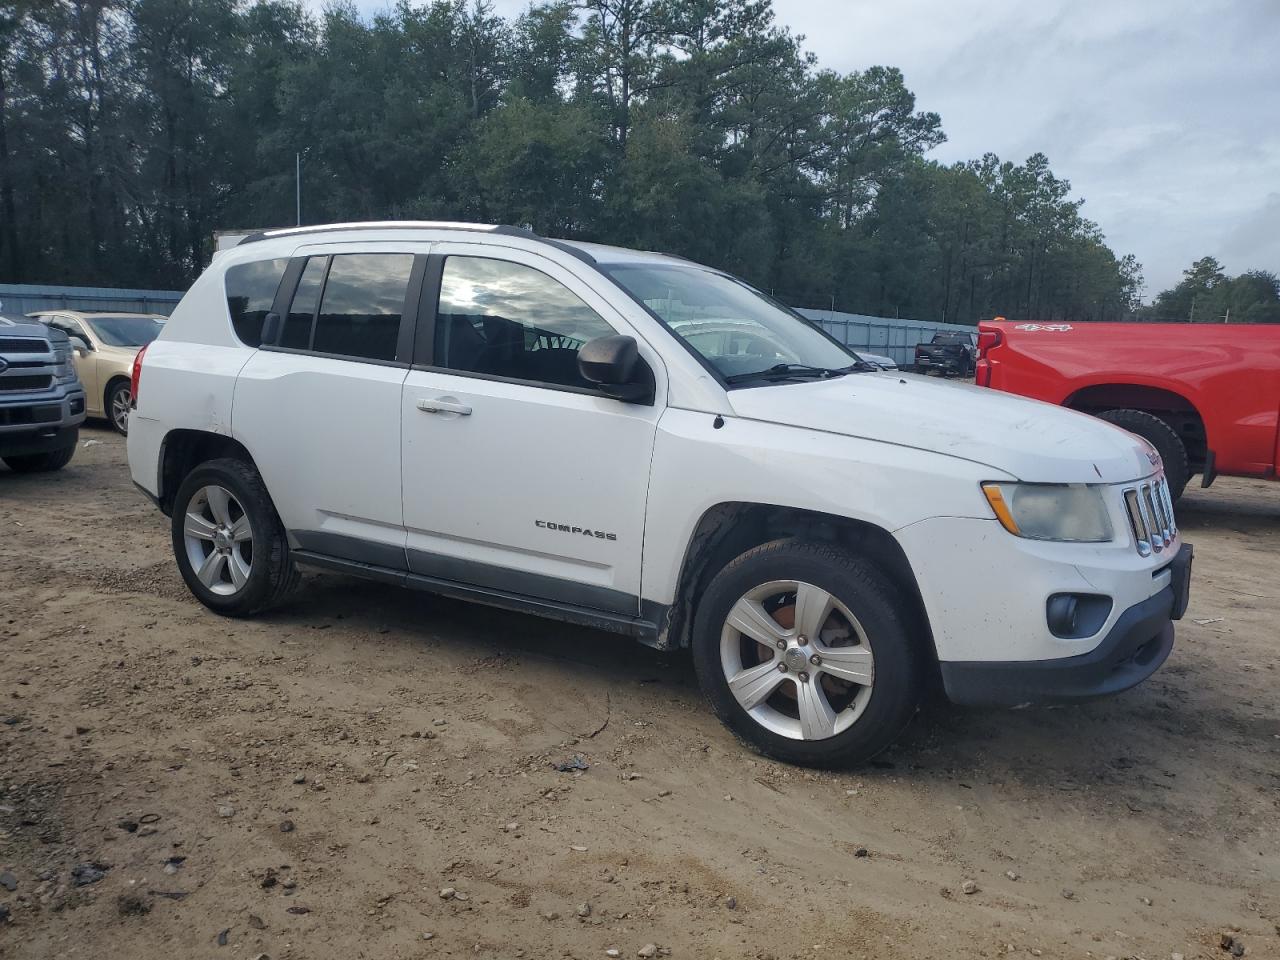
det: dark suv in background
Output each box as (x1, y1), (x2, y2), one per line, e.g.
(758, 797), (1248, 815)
(914, 331), (977, 377)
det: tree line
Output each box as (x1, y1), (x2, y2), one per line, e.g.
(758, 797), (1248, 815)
(1, 0), (1246, 324)
(1137, 256), (1280, 325)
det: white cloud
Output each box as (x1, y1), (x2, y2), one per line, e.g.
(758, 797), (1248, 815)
(297, 0), (1280, 295)
(769, 0), (1280, 293)
(1220, 192), (1280, 276)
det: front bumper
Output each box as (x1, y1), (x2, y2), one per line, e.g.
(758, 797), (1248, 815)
(0, 388), (86, 433)
(0, 424), (80, 458)
(940, 543), (1192, 706)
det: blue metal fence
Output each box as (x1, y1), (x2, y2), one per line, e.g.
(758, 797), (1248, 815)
(797, 308), (976, 367)
(0, 283), (185, 318)
(0, 283), (970, 365)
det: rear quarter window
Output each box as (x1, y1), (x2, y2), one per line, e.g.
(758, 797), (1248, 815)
(225, 258), (289, 346)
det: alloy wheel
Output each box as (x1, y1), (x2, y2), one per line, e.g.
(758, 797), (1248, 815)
(111, 387), (131, 434)
(183, 485), (253, 596)
(719, 579), (875, 740)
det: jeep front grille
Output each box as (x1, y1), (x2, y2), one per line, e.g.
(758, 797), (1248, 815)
(1123, 475), (1176, 556)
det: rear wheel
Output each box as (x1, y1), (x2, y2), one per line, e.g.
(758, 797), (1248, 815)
(171, 458), (299, 616)
(691, 538), (921, 768)
(1097, 409), (1190, 501)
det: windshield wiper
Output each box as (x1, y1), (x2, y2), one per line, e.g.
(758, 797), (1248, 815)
(724, 362), (861, 385)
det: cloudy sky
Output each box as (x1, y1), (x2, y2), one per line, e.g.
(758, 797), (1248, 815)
(303, 0), (1279, 297)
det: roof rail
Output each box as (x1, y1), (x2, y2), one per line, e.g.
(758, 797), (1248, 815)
(236, 221), (597, 265)
(490, 226), (597, 265)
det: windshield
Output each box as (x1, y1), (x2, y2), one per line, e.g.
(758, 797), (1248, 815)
(604, 263), (858, 383)
(86, 315), (164, 348)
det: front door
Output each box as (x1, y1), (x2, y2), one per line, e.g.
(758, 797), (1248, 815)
(400, 245), (664, 615)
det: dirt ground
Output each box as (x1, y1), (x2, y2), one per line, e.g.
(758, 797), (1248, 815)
(1, 425), (1277, 960)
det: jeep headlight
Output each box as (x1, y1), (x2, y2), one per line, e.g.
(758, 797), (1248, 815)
(981, 482), (1113, 543)
(51, 340), (77, 383)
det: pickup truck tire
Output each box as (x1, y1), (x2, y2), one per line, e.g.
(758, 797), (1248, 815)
(3, 438), (77, 473)
(171, 458), (300, 617)
(692, 538), (920, 768)
(1096, 409), (1190, 501)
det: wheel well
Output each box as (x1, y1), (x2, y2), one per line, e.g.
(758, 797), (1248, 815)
(158, 430), (256, 515)
(103, 374), (130, 412)
(1065, 383), (1207, 471)
(658, 502), (939, 672)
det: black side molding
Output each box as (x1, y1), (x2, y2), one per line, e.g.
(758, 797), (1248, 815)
(291, 550), (660, 642)
(406, 547), (636, 616)
(292, 530), (408, 571)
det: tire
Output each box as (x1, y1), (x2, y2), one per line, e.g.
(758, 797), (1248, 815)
(691, 538), (922, 768)
(171, 457), (300, 616)
(1096, 409), (1190, 502)
(106, 378), (132, 435)
(3, 437), (77, 473)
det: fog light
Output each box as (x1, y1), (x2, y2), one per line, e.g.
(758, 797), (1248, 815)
(1046, 593), (1114, 639)
(1047, 595), (1079, 636)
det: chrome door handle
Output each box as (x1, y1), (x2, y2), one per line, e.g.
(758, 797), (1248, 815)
(416, 398), (472, 416)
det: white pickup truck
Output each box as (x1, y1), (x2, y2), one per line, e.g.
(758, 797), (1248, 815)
(127, 222), (1191, 767)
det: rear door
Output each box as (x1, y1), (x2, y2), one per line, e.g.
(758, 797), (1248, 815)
(233, 244), (427, 566)
(399, 244), (665, 614)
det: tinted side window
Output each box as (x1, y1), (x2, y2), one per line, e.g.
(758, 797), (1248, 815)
(280, 256), (327, 350)
(225, 258), (288, 346)
(311, 254), (413, 362)
(435, 257), (616, 389)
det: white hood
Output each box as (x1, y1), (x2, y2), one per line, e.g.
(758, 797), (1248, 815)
(726, 372), (1157, 484)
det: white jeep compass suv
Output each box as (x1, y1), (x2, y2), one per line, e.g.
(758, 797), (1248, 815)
(127, 222), (1192, 767)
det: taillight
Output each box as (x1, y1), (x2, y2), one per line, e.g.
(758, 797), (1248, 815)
(977, 328), (1003, 358)
(130, 343), (148, 408)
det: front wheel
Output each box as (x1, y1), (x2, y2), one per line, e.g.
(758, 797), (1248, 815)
(171, 458), (299, 616)
(3, 437), (77, 473)
(692, 538), (922, 768)
(107, 379), (132, 435)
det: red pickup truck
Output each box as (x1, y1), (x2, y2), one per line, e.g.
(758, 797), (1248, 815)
(975, 320), (1280, 501)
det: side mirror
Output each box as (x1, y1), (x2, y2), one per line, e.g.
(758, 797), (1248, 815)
(578, 335), (653, 403)
(72, 343), (89, 358)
